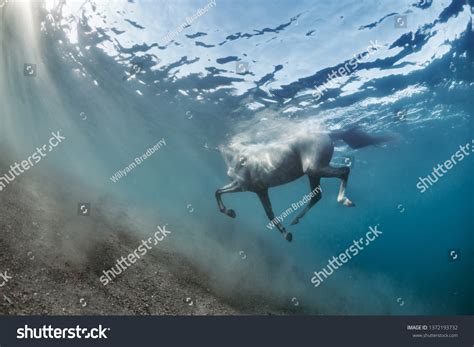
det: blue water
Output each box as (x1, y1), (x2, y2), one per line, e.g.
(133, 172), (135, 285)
(0, 0), (472, 314)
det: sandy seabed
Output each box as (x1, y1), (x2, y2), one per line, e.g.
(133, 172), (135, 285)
(0, 171), (247, 315)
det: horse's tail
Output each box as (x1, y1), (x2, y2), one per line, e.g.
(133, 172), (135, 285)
(329, 127), (393, 149)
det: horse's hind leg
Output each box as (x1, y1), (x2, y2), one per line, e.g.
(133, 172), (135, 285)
(256, 189), (292, 242)
(290, 175), (322, 225)
(319, 166), (355, 207)
(215, 181), (242, 218)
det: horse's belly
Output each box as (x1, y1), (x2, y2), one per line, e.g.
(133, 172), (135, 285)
(267, 171), (302, 188)
(248, 154), (303, 190)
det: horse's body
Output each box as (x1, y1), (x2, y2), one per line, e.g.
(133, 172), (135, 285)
(215, 127), (391, 242)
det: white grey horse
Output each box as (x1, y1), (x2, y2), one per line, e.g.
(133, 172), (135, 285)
(215, 127), (391, 242)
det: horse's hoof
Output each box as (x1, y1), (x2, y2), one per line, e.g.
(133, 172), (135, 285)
(285, 232), (293, 242)
(226, 209), (236, 218)
(344, 199), (355, 207)
(339, 197), (355, 207)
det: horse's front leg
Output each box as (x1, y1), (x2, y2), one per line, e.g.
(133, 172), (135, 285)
(256, 189), (292, 242)
(215, 181), (242, 218)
